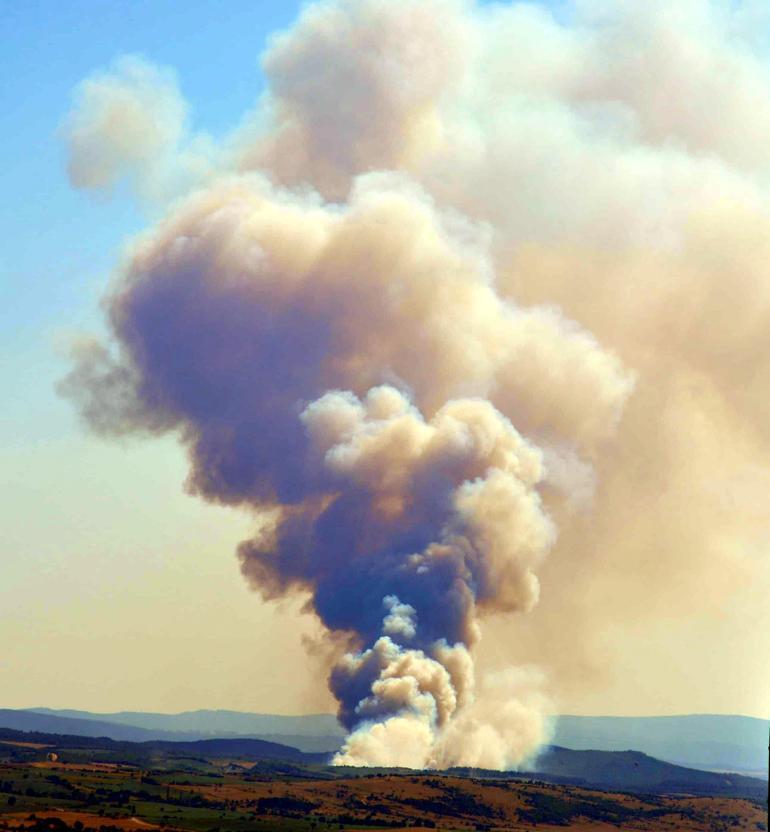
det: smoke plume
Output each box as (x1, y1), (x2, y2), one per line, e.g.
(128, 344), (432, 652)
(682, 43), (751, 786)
(62, 55), (214, 203)
(61, 0), (770, 763)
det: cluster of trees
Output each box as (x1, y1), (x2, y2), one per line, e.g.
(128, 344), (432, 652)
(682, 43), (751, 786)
(516, 792), (674, 826)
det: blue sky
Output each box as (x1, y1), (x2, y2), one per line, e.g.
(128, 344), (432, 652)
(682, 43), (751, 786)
(1, 0), (307, 445)
(0, 0), (320, 712)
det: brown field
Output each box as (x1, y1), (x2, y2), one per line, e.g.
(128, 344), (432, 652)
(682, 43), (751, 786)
(176, 771), (766, 830)
(1, 812), (161, 831)
(0, 758), (764, 832)
(29, 762), (137, 773)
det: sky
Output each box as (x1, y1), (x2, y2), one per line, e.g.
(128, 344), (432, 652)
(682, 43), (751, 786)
(1, 0), (322, 713)
(1, 0), (768, 729)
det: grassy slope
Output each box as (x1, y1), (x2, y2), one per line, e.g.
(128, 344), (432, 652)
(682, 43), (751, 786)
(0, 761), (765, 832)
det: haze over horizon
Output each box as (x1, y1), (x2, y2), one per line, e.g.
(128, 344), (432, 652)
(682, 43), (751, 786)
(1, 0), (768, 766)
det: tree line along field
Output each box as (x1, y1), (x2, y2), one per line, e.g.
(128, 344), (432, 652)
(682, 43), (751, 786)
(0, 756), (766, 832)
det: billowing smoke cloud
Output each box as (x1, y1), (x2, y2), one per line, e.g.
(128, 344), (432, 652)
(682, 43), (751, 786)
(59, 172), (627, 766)
(61, 0), (770, 763)
(62, 55), (214, 202)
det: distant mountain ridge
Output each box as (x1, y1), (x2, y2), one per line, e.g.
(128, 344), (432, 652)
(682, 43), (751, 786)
(1, 708), (767, 774)
(0, 708), (344, 752)
(453, 745), (767, 799)
(0, 724), (324, 764)
(531, 745), (766, 797)
(29, 707), (343, 738)
(552, 714), (768, 774)
(0, 709), (172, 743)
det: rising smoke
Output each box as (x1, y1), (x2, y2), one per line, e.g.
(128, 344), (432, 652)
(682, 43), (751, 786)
(60, 0), (770, 764)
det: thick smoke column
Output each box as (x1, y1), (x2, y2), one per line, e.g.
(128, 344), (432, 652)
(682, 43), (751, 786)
(269, 386), (555, 765)
(60, 171), (630, 767)
(61, 0), (770, 760)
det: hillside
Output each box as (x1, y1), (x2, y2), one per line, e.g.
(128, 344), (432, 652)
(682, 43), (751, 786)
(553, 714), (769, 773)
(0, 760), (765, 832)
(3, 709), (344, 752)
(0, 726), (321, 765)
(530, 746), (767, 799)
(0, 726), (766, 800)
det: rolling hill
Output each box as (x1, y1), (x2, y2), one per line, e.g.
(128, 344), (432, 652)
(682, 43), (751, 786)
(529, 745), (767, 798)
(0, 709), (344, 751)
(0, 725), (765, 800)
(0, 725), (322, 764)
(552, 714), (769, 774)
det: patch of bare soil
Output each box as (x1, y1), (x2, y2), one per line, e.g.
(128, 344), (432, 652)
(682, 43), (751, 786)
(0, 812), (161, 832)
